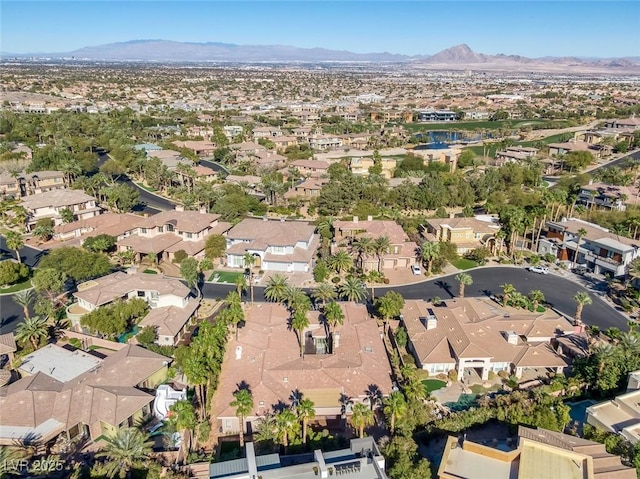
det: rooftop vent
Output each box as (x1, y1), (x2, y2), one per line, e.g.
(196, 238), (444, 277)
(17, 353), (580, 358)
(235, 346), (242, 360)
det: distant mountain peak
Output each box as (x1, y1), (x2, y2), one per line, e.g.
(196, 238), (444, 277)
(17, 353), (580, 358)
(428, 44), (485, 63)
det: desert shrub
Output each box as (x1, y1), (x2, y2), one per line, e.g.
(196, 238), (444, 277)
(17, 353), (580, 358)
(173, 250), (188, 264)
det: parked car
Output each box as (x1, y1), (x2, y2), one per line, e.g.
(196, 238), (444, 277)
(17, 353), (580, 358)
(411, 264), (421, 276)
(528, 265), (549, 274)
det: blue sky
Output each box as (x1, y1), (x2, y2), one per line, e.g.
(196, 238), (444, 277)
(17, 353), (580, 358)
(2, 1), (639, 57)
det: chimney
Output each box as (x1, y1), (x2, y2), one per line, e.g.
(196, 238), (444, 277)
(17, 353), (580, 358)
(574, 323), (585, 334)
(353, 216), (358, 223)
(367, 215), (373, 222)
(502, 331), (519, 345)
(588, 179), (593, 185)
(426, 316), (438, 330)
(235, 346), (243, 360)
(175, 205), (184, 212)
(280, 217), (285, 222)
(199, 206), (208, 214)
(333, 332), (340, 349)
(263, 216), (268, 222)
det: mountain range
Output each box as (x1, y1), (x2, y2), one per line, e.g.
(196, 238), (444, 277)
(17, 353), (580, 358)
(3, 40), (639, 72)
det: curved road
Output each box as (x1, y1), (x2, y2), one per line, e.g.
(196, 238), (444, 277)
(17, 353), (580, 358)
(201, 266), (628, 331)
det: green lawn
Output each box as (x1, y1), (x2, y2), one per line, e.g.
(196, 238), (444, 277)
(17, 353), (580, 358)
(208, 271), (245, 283)
(135, 182), (157, 192)
(423, 379), (447, 394)
(142, 269), (158, 274)
(0, 278), (32, 294)
(451, 258), (478, 270)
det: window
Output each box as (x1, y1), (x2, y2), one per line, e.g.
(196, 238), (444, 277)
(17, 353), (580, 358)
(137, 291), (145, 297)
(157, 226), (163, 233)
(166, 224), (174, 232)
(607, 250), (614, 259)
(271, 246), (285, 254)
(141, 228), (147, 234)
(186, 232), (193, 239)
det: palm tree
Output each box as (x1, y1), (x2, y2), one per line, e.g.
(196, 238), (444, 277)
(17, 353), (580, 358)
(501, 283), (516, 307)
(243, 253), (256, 303)
(573, 292), (593, 324)
(572, 228), (588, 269)
(15, 316), (48, 350)
(291, 309), (310, 357)
(5, 230), (23, 264)
(328, 250), (353, 275)
(455, 272), (473, 298)
(351, 402), (374, 438)
(297, 398), (316, 444)
(509, 291), (527, 309)
(97, 427), (152, 479)
(529, 290), (545, 310)
(283, 286), (311, 313)
(323, 301), (344, 338)
(168, 400), (197, 464)
(234, 274), (247, 299)
(628, 257), (640, 285)
(373, 236), (391, 273)
(13, 289), (35, 320)
(230, 389), (254, 448)
(383, 391), (407, 435)
(353, 236), (374, 271)
(620, 331), (640, 361)
(225, 292), (245, 340)
(420, 240), (440, 275)
(264, 274), (290, 303)
(312, 282), (336, 308)
(275, 408), (298, 453)
(339, 276), (367, 302)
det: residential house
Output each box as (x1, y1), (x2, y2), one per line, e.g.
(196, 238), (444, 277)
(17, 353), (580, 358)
(292, 127), (312, 139)
(547, 140), (608, 158)
(201, 438), (387, 479)
(605, 118), (640, 130)
(0, 170), (66, 199)
(284, 178), (329, 203)
(172, 140), (216, 157)
(401, 298), (573, 380)
(223, 125), (244, 139)
(537, 217), (640, 277)
(212, 302), (393, 435)
(21, 188), (101, 229)
(437, 426), (636, 479)
(577, 181), (640, 211)
(148, 149), (191, 170)
(333, 217), (419, 271)
(349, 157), (397, 179)
(411, 146), (461, 171)
(464, 110), (491, 120)
(175, 164), (219, 185)
(494, 146), (539, 165)
(225, 218), (319, 273)
(289, 159), (331, 178)
(70, 269), (197, 346)
(185, 126), (214, 140)
(53, 212), (143, 242)
(309, 134), (343, 151)
(252, 126), (283, 140)
(116, 207), (232, 263)
(271, 135), (299, 150)
(586, 370), (640, 445)
(229, 142), (267, 160)
(422, 216), (501, 254)
(417, 110), (457, 122)
(0, 344), (170, 447)
(10, 144), (33, 161)
(253, 150), (287, 170)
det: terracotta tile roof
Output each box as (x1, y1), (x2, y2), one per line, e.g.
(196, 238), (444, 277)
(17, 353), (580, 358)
(118, 233), (182, 254)
(402, 298), (573, 366)
(0, 334), (16, 355)
(212, 302), (393, 419)
(139, 300), (199, 339)
(74, 271), (190, 308)
(141, 210), (221, 233)
(425, 217), (501, 234)
(334, 219), (409, 244)
(21, 188), (96, 210)
(54, 212), (141, 236)
(0, 345), (169, 444)
(226, 218), (316, 247)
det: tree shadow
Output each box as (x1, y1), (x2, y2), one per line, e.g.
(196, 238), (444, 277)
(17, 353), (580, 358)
(364, 384), (382, 410)
(435, 280), (454, 298)
(289, 389), (304, 408)
(272, 400), (289, 413)
(235, 380), (252, 395)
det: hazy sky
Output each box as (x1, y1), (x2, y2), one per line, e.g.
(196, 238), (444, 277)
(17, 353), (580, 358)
(2, 1), (639, 57)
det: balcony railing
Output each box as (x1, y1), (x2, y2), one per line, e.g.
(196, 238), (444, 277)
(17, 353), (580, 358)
(584, 252), (621, 266)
